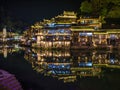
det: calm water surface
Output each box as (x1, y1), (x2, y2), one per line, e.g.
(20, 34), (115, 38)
(0, 46), (120, 90)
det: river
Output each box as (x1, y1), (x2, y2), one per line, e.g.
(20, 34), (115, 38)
(0, 45), (120, 90)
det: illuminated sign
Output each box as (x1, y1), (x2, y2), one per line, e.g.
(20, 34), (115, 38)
(45, 23), (71, 28)
(79, 62), (92, 67)
(79, 33), (92, 36)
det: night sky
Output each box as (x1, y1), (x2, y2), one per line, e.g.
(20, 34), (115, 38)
(1, 0), (83, 24)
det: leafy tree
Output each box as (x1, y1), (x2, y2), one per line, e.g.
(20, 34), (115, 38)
(107, 6), (120, 18)
(100, 8), (108, 17)
(109, 0), (120, 5)
(80, 1), (92, 15)
(79, 0), (120, 18)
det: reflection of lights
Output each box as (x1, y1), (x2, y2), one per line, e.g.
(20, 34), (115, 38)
(48, 64), (70, 69)
(28, 49), (31, 52)
(40, 54), (43, 56)
(32, 54), (36, 57)
(43, 54), (46, 56)
(41, 36), (44, 39)
(32, 37), (36, 40)
(3, 48), (7, 58)
(37, 62), (41, 64)
(56, 58), (59, 61)
(50, 70), (71, 75)
(51, 70), (55, 74)
(62, 65), (64, 68)
(65, 53), (70, 56)
(49, 53), (52, 56)
(63, 59), (66, 61)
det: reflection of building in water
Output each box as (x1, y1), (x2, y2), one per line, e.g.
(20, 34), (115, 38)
(24, 49), (120, 83)
(0, 45), (21, 58)
(0, 69), (23, 90)
(3, 46), (7, 58)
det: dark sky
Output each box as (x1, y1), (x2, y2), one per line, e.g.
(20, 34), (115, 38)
(1, 0), (82, 24)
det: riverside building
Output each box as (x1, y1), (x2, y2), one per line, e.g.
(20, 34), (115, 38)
(25, 11), (120, 49)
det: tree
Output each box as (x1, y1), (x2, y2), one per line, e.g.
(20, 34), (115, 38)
(80, 1), (92, 15)
(100, 8), (108, 17)
(107, 6), (120, 18)
(109, 0), (120, 5)
(79, 0), (120, 18)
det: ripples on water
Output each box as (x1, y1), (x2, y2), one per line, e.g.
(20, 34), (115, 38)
(0, 45), (120, 90)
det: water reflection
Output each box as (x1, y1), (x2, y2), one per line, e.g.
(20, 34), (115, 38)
(0, 44), (21, 58)
(0, 46), (120, 90)
(24, 49), (120, 83)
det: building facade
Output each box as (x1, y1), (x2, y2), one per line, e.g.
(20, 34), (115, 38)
(25, 11), (120, 49)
